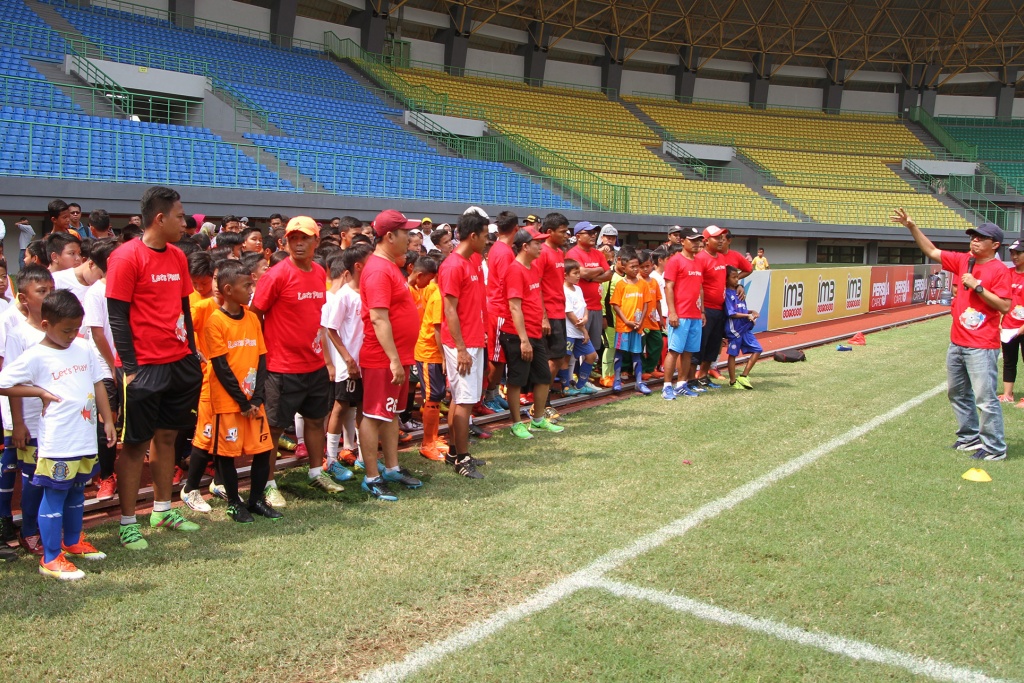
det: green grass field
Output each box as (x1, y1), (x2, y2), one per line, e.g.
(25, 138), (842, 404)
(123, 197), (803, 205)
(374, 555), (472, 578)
(1, 316), (1021, 683)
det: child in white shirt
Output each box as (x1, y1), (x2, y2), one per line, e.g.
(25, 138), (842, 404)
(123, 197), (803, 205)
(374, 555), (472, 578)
(563, 260), (599, 395)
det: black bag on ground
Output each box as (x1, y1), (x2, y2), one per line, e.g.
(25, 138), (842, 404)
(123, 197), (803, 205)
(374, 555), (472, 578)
(773, 349), (806, 363)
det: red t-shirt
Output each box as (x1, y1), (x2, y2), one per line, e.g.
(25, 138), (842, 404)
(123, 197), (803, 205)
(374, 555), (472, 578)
(438, 252), (487, 349)
(359, 254), (419, 368)
(486, 240), (516, 318)
(251, 258), (327, 374)
(663, 252), (704, 319)
(695, 249), (728, 310)
(105, 239), (192, 365)
(1002, 267), (1024, 330)
(501, 260), (544, 338)
(566, 245), (609, 311)
(721, 250), (753, 273)
(941, 251), (1011, 349)
(533, 242), (566, 320)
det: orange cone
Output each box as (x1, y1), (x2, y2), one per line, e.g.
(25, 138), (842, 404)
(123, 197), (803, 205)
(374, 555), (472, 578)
(849, 332), (866, 346)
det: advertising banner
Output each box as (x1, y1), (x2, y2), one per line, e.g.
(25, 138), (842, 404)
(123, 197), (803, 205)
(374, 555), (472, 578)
(767, 267), (872, 330)
(868, 266), (915, 311)
(912, 264), (942, 304)
(739, 271), (771, 333)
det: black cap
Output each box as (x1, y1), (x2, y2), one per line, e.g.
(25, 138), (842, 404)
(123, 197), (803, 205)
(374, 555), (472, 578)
(1009, 240), (1023, 252)
(668, 225), (683, 235)
(681, 226), (702, 240)
(966, 222), (1004, 244)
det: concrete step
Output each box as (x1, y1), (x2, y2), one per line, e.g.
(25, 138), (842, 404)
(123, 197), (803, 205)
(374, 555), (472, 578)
(647, 145), (706, 180)
(216, 128), (326, 194)
(726, 155), (814, 222)
(619, 100), (667, 137)
(904, 121), (947, 158)
(28, 58), (125, 118)
(30, 0), (106, 58)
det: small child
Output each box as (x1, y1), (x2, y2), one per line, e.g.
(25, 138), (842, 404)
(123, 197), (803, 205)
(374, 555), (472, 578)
(0, 290), (116, 580)
(563, 259), (598, 396)
(412, 256), (449, 461)
(321, 252), (356, 482)
(191, 260), (280, 523)
(724, 266), (762, 389)
(638, 250), (664, 381)
(609, 249), (651, 395)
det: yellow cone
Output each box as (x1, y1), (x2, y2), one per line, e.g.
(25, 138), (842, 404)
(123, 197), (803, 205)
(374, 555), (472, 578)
(962, 468), (992, 482)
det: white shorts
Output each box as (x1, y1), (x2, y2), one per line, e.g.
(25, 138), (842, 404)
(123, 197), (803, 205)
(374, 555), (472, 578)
(442, 346), (485, 406)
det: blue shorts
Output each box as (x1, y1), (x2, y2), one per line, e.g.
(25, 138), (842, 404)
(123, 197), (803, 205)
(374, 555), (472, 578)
(569, 337), (596, 357)
(727, 331), (763, 357)
(667, 318), (702, 354)
(614, 331), (644, 354)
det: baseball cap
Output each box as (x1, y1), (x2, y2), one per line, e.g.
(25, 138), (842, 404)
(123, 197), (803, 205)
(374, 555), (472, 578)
(703, 225), (726, 239)
(1009, 239), (1023, 252)
(514, 225), (546, 248)
(681, 226), (702, 240)
(421, 217), (433, 225)
(668, 225), (683, 235)
(240, 216), (250, 224)
(523, 214), (541, 225)
(285, 216), (319, 237)
(599, 223), (618, 237)
(967, 222), (1004, 244)
(574, 220), (598, 235)
(464, 206), (489, 220)
(372, 209), (420, 238)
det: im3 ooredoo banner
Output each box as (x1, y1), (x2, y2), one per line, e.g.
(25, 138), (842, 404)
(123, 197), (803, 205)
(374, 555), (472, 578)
(767, 267), (873, 329)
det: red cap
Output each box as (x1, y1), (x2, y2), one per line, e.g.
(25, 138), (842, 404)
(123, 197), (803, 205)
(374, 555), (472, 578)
(703, 225), (726, 239)
(525, 225), (545, 241)
(373, 210), (420, 238)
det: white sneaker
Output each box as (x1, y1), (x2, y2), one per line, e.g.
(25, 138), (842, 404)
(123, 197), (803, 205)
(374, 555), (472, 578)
(208, 483), (228, 501)
(400, 419), (422, 431)
(180, 488), (212, 513)
(264, 484), (287, 508)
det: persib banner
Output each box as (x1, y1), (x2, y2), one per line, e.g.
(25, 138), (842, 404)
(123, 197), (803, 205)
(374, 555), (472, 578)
(767, 267), (872, 329)
(868, 266), (915, 311)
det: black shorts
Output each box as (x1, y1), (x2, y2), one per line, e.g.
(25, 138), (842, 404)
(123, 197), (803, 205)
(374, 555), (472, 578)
(264, 367), (331, 429)
(500, 333), (551, 388)
(417, 361), (446, 403)
(334, 377), (363, 407)
(122, 354), (202, 445)
(695, 308), (726, 364)
(545, 319), (567, 358)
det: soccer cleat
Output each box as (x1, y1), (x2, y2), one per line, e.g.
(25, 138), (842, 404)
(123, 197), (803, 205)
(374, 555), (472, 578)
(686, 380), (707, 394)
(62, 537), (106, 561)
(277, 434), (298, 451)
(400, 419), (423, 431)
(151, 508), (200, 532)
(636, 382), (652, 395)
(698, 376), (721, 389)
(662, 385), (676, 401)
(0, 545), (16, 562)
(309, 471), (344, 493)
(353, 457), (385, 472)
(209, 482), (228, 500)
(263, 484), (287, 508)
(641, 372), (653, 381)
(675, 384), (700, 398)
(361, 477), (398, 502)
(483, 399), (506, 413)
(563, 387), (581, 397)
(0, 515), (18, 545)
(651, 370), (665, 379)
(737, 375), (754, 390)
(579, 382), (600, 395)
(952, 438), (983, 451)
(472, 402), (496, 417)
(248, 499), (283, 520)
(19, 533), (44, 557)
(172, 466), (184, 486)
(438, 401), (449, 415)
(294, 443), (309, 459)
(227, 502), (254, 523)
(39, 553), (85, 581)
(118, 523), (148, 551)
(510, 422), (534, 439)
(494, 395), (510, 410)
(327, 460), (355, 482)
(611, 378), (622, 392)
(530, 417), (565, 434)
(731, 381), (744, 390)
(338, 448), (358, 466)
(382, 468), (422, 489)
(181, 487), (213, 513)
(419, 444), (447, 461)
(469, 424), (492, 439)
(453, 455), (484, 479)
(398, 430), (414, 444)
(971, 450), (1007, 461)
(95, 475), (117, 501)
(708, 368), (723, 380)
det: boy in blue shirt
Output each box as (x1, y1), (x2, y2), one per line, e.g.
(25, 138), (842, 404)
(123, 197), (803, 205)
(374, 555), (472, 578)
(724, 266), (762, 389)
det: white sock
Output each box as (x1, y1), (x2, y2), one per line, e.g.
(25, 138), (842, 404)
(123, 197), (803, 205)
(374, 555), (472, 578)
(266, 479), (278, 489)
(120, 515), (137, 526)
(153, 500), (171, 513)
(326, 432), (341, 463)
(294, 414), (305, 443)
(342, 412), (357, 450)
(385, 465), (400, 474)
(308, 466), (322, 479)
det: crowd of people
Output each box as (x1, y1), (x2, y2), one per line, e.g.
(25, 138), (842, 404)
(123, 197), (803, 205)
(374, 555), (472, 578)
(0, 188), (767, 581)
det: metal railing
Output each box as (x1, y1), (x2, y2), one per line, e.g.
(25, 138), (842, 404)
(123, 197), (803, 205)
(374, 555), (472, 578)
(627, 92), (903, 122)
(749, 165), (925, 193)
(402, 60), (615, 99)
(906, 106), (978, 161)
(900, 159), (1007, 226)
(0, 19), (70, 57)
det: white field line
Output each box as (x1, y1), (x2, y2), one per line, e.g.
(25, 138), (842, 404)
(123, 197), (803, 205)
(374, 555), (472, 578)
(356, 382), (948, 683)
(593, 579), (1009, 683)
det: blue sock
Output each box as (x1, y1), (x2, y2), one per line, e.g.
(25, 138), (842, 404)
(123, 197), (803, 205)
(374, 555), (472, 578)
(613, 351), (623, 377)
(556, 367), (571, 386)
(63, 484), (86, 548)
(634, 358), (644, 382)
(39, 486), (68, 563)
(575, 359), (594, 388)
(19, 473), (43, 538)
(0, 447), (16, 518)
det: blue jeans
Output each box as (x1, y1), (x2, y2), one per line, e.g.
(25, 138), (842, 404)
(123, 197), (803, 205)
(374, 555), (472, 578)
(947, 343), (1006, 454)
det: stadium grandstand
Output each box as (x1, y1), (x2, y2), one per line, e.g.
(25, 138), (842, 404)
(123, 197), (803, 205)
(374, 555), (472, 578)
(0, 0), (1021, 263)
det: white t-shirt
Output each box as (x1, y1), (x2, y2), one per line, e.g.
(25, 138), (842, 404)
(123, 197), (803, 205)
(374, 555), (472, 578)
(52, 268), (90, 303)
(328, 283), (363, 380)
(651, 270), (668, 318)
(321, 289), (342, 382)
(564, 283), (587, 339)
(1, 320), (46, 434)
(0, 339), (103, 458)
(82, 280), (114, 380)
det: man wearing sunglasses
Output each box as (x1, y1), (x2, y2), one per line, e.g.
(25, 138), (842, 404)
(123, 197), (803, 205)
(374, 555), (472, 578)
(892, 209), (1011, 461)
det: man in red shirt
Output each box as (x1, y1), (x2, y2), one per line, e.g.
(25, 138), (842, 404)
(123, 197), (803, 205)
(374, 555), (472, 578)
(662, 227), (705, 400)
(893, 210), (1011, 460)
(107, 186), (203, 550)
(533, 213), (571, 388)
(251, 216), (342, 506)
(566, 221), (612, 362)
(358, 210), (424, 501)
(483, 211), (519, 412)
(692, 225), (730, 389)
(719, 230), (753, 276)
(439, 212), (489, 479)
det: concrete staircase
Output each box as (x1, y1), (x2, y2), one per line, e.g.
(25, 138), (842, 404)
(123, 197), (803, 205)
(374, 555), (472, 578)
(30, 0), (106, 58)
(904, 121), (948, 158)
(216, 128), (326, 194)
(28, 58), (126, 118)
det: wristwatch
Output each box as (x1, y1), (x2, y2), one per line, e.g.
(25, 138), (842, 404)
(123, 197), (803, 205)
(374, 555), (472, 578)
(974, 284), (984, 294)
